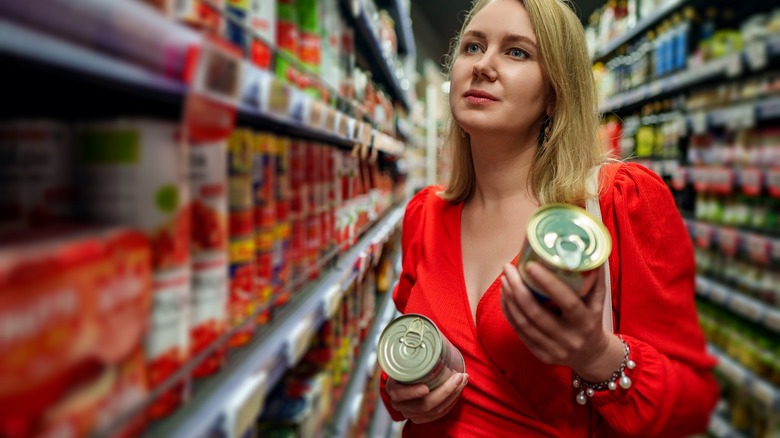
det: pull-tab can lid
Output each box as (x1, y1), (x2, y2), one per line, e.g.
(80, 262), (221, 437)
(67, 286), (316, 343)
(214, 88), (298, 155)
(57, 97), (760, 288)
(377, 313), (443, 383)
(527, 204), (611, 272)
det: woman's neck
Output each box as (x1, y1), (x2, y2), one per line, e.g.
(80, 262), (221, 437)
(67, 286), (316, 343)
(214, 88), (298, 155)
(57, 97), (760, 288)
(468, 136), (538, 208)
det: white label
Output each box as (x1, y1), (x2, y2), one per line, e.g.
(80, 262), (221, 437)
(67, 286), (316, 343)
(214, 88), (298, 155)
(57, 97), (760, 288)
(750, 379), (777, 409)
(285, 315), (314, 365)
(192, 39), (242, 108)
(708, 283), (730, 304)
(745, 41), (768, 71)
(324, 283), (343, 318)
(725, 52), (742, 78)
(191, 253), (228, 327)
(764, 309), (780, 333)
(728, 295), (763, 322)
(148, 267), (191, 360)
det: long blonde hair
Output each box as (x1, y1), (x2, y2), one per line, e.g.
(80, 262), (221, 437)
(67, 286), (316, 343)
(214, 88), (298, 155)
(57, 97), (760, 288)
(440, 0), (608, 205)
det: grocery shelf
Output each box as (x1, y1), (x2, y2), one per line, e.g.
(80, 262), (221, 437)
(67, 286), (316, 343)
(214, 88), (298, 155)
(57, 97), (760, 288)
(688, 95), (780, 129)
(330, 278), (399, 436)
(592, 0), (688, 61)
(380, 0), (416, 57)
(599, 31), (780, 114)
(708, 344), (780, 414)
(369, 396), (396, 438)
(0, 19), (186, 101)
(696, 275), (780, 336)
(143, 204), (405, 438)
(708, 412), (747, 438)
(343, 0), (412, 111)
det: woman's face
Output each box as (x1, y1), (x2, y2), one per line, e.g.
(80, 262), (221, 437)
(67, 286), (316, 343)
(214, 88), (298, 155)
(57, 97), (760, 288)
(450, 0), (551, 139)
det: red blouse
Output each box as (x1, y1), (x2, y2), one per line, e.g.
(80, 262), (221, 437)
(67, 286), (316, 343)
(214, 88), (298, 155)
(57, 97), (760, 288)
(380, 163), (719, 437)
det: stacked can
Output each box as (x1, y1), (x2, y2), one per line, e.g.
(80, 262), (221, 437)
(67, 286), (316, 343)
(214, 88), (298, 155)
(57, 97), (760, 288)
(289, 139), (307, 283)
(253, 132), (276, 324)
(304, 143), (322, 278)
(275, 0), (299, 86)
(74, 119), (191, 419)
(296, 0), (321, 98)
(0, 120), (74, 231)
(273, 136), (292, 307)
(378, 314), (466, 391)
(228, 128), (256, 348)
(188, 137), (229, 378)
(321, 147), (336, 255)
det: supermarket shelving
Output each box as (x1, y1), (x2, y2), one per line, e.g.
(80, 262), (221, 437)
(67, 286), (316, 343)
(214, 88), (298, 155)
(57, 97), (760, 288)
(695, 275), (780, 336)
(708, 344), (780, 416)
(341, 0), (412, 112)
(709, 412), (747, 438)
(329, 278), (399, 436)
(377, 0), (416, 58)
(592, 0), (689, 62)
(0, 17), (405, 157)
(142, 204), (405, 438)
(599, 33), (780, 114)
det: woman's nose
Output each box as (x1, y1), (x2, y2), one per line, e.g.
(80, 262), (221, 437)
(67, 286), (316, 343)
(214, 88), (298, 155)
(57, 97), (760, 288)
(472, 53), (497, 81)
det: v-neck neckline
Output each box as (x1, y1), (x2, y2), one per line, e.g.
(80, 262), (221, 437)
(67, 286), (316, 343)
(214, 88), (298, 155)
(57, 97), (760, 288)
(454, 201), (521, 330)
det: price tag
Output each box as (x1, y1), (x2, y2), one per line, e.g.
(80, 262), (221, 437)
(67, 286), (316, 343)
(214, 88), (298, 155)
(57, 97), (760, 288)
(711, 167), (735, 195)
(288, 88), (309, 122)
(751, 379), (778, 410)
(693, 222), (714, 249)
(745, 234), (770, 265)
(728, 294), (764, 323)
(268, 78), (291, 116)
(240, 62), (262, 109)
(765, 309), (780, 333)
(308, 99), (325, 130)
(716, 354), (747, 386)
(745, 40), (768, 71)
(758, 97), (780, 120)
(256, 68), (273, 113)
(190, 37), (243, 108)
(691, 111), (708, 135)
(767, 169), (780, 198)
(725, 52), (743, 78)
(338, 112), (350, 138)
(323, 283), (343, 318)
(740, 168), (763, 196)
(772, 239), (780, 262)
(285, 314), (315, 365)
(730, 104), (756, 130)
(346, 117), (357, 141)
(695, 276), (713, 297)
(222, 371), (268, 438)
(671, 167), (688, 191)
(708, 283), (731, 305)
(717, 227), (740, 256)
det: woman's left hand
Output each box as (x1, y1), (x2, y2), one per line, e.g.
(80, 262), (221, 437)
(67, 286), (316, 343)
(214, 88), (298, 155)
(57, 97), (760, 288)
(499, 261), (621, 377)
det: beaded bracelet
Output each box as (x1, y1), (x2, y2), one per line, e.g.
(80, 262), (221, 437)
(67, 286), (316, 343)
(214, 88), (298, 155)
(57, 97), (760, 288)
(572, 335), (636, 405)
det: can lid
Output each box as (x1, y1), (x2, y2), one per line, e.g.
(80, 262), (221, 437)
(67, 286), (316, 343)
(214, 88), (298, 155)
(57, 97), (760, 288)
(377, 314), (442, 383)
(527, 204), (611, 271)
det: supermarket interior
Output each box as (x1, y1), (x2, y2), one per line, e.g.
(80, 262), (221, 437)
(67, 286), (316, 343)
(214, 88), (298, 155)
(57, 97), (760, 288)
(0, 0), (779, 437)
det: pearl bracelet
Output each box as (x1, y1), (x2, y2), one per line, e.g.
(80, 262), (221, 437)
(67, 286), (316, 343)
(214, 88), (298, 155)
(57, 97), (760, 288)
(572, 335), (636, 405)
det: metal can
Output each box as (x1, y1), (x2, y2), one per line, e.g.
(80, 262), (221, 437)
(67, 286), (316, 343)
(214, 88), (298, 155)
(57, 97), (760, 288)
(377, 314), (465, 390)
(518, 204), (611, 301)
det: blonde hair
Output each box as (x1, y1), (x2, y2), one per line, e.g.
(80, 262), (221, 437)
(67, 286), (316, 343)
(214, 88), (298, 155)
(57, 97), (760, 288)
(440, 0), (609, 205)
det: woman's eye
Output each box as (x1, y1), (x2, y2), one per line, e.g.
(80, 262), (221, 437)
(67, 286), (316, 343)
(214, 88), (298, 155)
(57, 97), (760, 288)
(508, 48), (527, 59)
(465, 43), (481, 54)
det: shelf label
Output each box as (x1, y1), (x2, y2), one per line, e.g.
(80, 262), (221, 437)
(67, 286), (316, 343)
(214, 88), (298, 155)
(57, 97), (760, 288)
(750, 379), (778, 410)
(285, 314), (315, 366)
(745, 40), (768, 71)
(695, 276), (713, 296)
(288, 88), (309, 123)
(323, 283), (343, 319)
(740, 168), (763, 196)
(725, 52), (743, 78)
(717, 227), (740, 256)
(726, 104), (756, 130)
(308, 99), (326, 130)
(745, 234), (770, 265)
(728, 294), (763, 323)
(693, 222), (714, 248)
(189, 37), (243, 108)
(708, 283), (731, 305)
(767, 169), (780, 198)
(716, 354), (747, 386)
(765, 309), (780, 333)
(690, 111), (708, 135)
(268, 78), (291, 117)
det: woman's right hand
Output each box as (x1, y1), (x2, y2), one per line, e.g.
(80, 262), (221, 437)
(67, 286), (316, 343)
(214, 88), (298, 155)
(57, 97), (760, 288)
(384, 372), (469, 424)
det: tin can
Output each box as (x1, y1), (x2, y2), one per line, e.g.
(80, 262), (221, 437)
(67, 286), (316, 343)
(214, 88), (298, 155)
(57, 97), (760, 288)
(377, 314), (465, 390)
(518, 204), (611, 301)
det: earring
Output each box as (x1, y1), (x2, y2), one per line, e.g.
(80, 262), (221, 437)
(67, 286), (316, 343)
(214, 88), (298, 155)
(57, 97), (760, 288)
(541, 118), (552, 143)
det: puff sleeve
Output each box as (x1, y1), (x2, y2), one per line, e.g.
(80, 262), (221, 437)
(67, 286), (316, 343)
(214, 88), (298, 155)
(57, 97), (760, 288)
(589, 163), (720, 437)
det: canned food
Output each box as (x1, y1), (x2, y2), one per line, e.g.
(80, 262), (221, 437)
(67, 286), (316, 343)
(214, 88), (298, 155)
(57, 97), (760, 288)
(518, 204), (611, 301)
(377, 314), (465, 390)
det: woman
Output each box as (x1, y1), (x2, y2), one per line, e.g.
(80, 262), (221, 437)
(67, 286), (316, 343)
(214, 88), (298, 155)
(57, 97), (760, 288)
(379, 0), (719, 436)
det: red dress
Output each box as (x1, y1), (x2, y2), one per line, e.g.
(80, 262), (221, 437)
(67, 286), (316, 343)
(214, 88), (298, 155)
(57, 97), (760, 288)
(380, 163), (719, 437)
